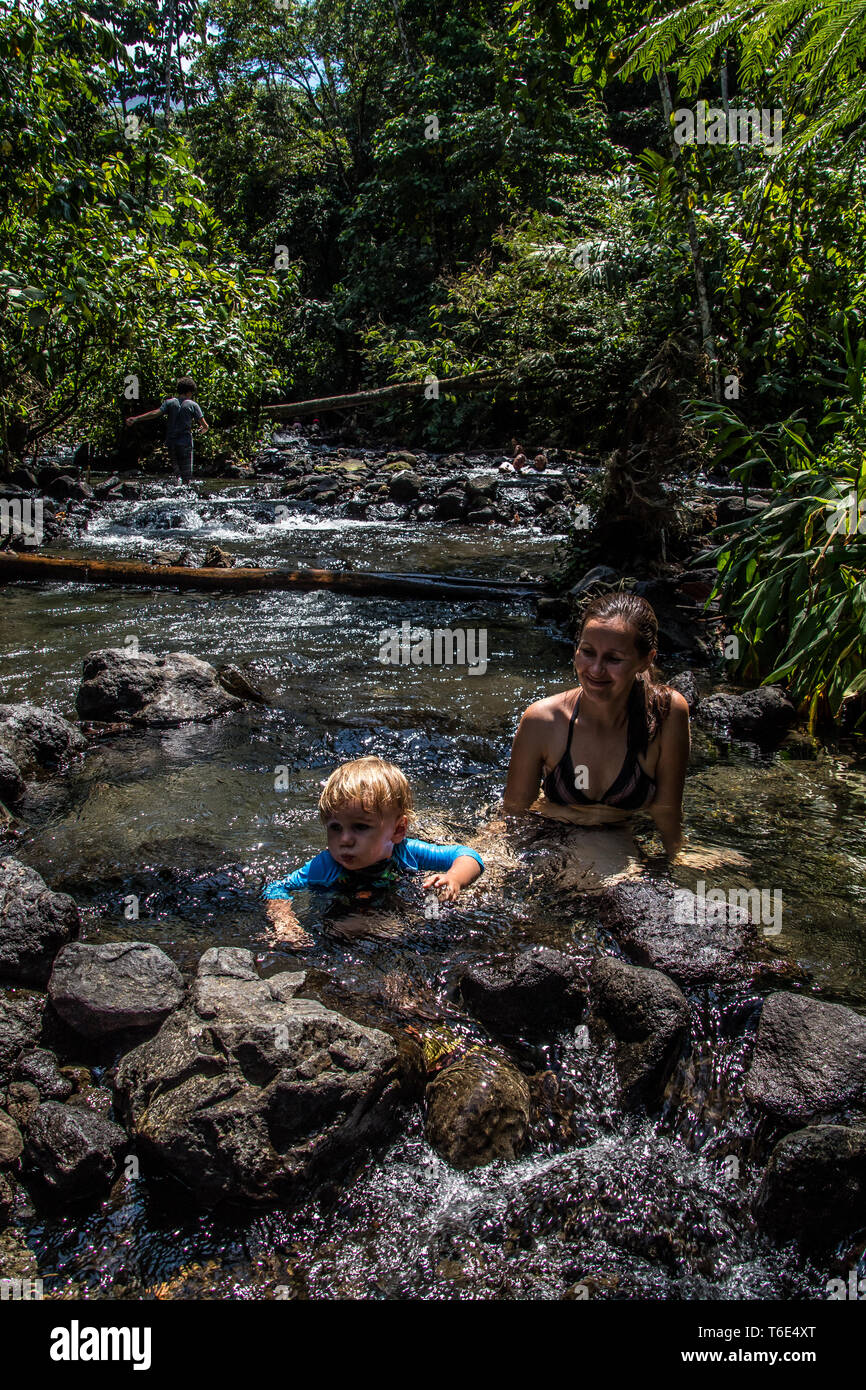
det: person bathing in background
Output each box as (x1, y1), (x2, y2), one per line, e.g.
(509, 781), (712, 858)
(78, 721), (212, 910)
(503, 592), (690, 860)
(262, 756), (484, 947)
(126, 376), (208, 482)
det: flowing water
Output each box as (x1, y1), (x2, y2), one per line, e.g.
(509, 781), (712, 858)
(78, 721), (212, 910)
(2, 473), (865, 1300)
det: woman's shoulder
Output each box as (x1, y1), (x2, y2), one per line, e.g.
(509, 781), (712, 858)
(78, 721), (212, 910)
(520, 689), (574, 723)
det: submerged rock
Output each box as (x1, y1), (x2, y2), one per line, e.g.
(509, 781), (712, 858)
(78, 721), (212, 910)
(113, 947), (417, 1204)
(0, 859), (79, 986)
(48, 942), (185, 1038)
(696, 686), (795, 740)
(459, 947), (588, 1036)
(75, 648), (245, 726)
(753, 1124), (866, 1245)
(25, 1100), (126, 1197)
(424, 1049), (531, 1170)
(590, 957), (691, 1109)
(743, 992), (866, 1126)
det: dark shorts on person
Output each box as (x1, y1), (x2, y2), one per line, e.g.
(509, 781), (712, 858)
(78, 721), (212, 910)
(168, 443), (193, 480)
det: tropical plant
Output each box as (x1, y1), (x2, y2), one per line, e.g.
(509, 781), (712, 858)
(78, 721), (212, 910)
(694, 318), (866, 726)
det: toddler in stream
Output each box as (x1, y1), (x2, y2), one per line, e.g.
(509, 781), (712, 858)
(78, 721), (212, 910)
(262, 756), (484, 947)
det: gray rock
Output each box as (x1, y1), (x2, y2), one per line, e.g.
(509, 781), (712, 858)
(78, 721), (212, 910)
(668, 671), (699, 713)
(48, 942), (185, 1038)
(697, 686), (795, 740)
(75, 649), (245, 726)
(598, 878), (791, 990)
(459, 947), (588, 1036)
(113, 948), (416, 1204)
(753, 1124), (866, 1245)
(569, 565), (620, 597)
(387, 470), (423, 502)
(0, 1110), (23, 1167)
(43, 475), (93, 502)
(743, 992), (866, 1125)
(0, 860), (79, 986)
(0, 994), (45, 1088)
(425, 1049), (531, 1170)
(435, 490), (465, 520)
(590, 957), (690, 1108)
(13, 1049), (73, 1101)
(25, 1101), (125, 1196)
(0, 703), (86, 775)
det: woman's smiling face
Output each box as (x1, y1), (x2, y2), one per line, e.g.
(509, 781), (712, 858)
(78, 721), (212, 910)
(324, 800), (407, 870)
(574, 617), (653, 703)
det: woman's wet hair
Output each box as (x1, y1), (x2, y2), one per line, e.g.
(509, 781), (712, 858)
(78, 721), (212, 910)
(319, 756), (414, 822)
(576, 592), (672, 754)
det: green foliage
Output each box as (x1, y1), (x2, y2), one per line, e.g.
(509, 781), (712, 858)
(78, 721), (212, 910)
(695, 319), (866, 725)
(0, 2), (283, 462)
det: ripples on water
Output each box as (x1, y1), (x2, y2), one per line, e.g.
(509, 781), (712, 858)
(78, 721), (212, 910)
(2, 478), (865, 1299)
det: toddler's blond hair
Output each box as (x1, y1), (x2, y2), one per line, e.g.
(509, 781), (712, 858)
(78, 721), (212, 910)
(318, 757), (413, 822)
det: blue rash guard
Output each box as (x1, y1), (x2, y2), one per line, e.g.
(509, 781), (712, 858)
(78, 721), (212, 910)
(261, 837), (484, 900)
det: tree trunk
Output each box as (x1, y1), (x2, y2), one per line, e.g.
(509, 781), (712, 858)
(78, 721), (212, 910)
(657, 69), (720, 401)
(0, 552), (548, 602)
(263, 370), (503, 418)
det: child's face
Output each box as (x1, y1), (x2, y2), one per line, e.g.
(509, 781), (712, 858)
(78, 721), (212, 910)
(324, 800), (407, 871)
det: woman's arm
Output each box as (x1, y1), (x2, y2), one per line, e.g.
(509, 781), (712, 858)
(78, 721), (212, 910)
(503, 704), (548, 812)
(650, 690), (691, 856)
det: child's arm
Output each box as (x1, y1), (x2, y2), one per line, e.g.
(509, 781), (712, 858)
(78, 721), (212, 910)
(406, 839), (484, 903)
(423, 854), (482, 902)
(125, 409), (163, 425)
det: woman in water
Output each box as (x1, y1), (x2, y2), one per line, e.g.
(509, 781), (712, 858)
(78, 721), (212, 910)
(503, 592), (690, 858)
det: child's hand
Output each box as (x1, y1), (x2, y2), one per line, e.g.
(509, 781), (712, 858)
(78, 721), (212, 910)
(264, 899), (313, 949)
(422, 871), (461, 902)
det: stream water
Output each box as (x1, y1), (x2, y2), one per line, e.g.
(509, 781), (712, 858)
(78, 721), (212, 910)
(1, 472), (865, 1300)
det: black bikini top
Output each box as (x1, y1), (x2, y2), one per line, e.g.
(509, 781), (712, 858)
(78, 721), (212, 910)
(541, 690), (657, 810)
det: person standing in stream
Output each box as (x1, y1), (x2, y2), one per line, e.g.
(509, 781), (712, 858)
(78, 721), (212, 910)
(126, 376), (209, 482)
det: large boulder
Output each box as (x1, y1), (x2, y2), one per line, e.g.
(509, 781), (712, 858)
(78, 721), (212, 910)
(25, 1101), (126, 1197)
(0, 993), (45, 1088)
(425, 1048), (531, 1170)
(113, 947), (417, 1204)
(753, 1124), (866, 1245)
(75, 649), (245, 726)
(0, 859), (79, 986)
(743, 992), (866, 1126)
(459, 947), (588, 1036)
(48, 942), (185, 1038)
(590, 957), (691, 1109)
(598, 878), (792, 990)
(696, 686), (795, 740)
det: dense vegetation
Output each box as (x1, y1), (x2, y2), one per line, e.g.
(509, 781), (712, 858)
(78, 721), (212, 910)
(1, 0), (864, 721)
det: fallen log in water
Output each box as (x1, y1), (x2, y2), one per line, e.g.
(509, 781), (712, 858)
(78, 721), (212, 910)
(0, 551), (549, 603)
(262, 371), (504, 419)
